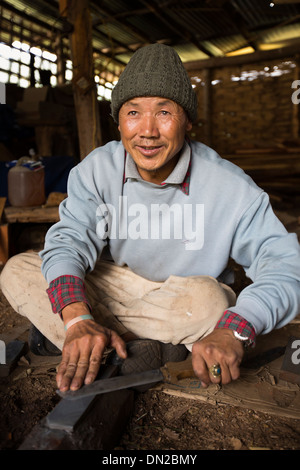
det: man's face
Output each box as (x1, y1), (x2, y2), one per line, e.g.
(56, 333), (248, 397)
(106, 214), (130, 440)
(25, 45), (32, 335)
(118, 97), (192, 184)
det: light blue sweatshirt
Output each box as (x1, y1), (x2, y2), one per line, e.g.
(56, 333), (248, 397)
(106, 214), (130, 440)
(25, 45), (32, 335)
(40, 140), (300, 336)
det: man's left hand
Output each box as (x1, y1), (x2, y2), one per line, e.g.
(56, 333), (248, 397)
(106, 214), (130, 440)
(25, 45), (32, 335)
(192, 329), (244, 387)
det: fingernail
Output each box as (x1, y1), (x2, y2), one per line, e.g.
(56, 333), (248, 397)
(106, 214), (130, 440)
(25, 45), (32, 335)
(70, 383), (80, 391)
(120, 349), (127, 358)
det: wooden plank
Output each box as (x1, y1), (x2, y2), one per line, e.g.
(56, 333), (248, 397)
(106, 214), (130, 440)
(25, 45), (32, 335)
(185, 42), (300, 71)
(3, 206), (59, 224)
(0, 197), (6, 220)
(0, 224), (9, 264)
(159, 326), (300, 420)
(233, 148), (300, 155)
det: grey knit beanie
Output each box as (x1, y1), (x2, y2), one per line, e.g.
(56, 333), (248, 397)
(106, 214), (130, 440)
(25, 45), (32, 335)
(111, 43), (198, 123)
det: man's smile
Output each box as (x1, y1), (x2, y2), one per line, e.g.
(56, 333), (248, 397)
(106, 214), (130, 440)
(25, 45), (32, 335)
(135, 144), (164, 157)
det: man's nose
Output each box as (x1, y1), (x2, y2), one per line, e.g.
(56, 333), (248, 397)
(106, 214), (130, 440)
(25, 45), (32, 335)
(139, 115), (160, 138)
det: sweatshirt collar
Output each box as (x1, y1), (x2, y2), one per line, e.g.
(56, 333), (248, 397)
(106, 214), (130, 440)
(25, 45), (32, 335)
(124, 140), (191, 195)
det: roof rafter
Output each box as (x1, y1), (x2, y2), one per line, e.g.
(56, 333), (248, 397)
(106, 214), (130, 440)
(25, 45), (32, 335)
(221, 1), (259, 51)
(90, 2), (151, 48)
(138, 0), (213, 56)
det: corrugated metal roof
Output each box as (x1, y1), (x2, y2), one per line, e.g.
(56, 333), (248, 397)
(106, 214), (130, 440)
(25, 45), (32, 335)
(1, 0), (300, 72)
(166, 5), (240, 41)
(3, 0), (63, 28)
(232, 0), (300, 28)
(259, 22), (300, 45)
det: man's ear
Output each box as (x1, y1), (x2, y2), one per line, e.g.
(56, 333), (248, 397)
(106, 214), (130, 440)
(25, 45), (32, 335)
(186, 120), (193, 132)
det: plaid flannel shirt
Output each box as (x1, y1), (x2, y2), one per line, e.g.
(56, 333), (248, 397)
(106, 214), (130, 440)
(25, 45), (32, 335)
(46, 275), (91, 315)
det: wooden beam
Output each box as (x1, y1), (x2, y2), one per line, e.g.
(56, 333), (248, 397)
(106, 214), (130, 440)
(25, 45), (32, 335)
(54, 33), (66, 85)
(221, 2), (259, 52)
(0, 12), (55, 48)
(185, 42), (300, 70)
(1, 0), (63, 34)
(62, 0), (102, 160)
(273, 0), (300, 3)
(91, 3), (150, 45)
(292, 59), (300, 139)
(139, 0), (213, 57)
(202, 68), (212, 147)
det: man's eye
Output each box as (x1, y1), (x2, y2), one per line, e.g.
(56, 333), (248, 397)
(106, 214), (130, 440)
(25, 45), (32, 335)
(128, 110), (137, 116)
(160, 110), (170, 116)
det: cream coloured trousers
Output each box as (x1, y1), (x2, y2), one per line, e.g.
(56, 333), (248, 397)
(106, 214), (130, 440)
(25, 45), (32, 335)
(0, 251), (236, 352)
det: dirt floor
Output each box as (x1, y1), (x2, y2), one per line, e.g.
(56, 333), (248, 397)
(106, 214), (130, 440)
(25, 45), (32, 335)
(117, 389), (300, 451)
(0, 202), (300, 451)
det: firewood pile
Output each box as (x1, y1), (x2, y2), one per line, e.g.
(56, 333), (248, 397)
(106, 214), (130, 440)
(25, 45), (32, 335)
(224, 139), (300, 240)
(225, 138), (300, 207)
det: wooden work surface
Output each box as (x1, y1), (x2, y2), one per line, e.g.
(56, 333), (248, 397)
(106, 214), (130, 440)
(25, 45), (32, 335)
(3, 205), (60, 224)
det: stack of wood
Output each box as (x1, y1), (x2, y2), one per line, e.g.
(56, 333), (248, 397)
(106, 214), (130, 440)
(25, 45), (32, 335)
(224, 138), (300, 206)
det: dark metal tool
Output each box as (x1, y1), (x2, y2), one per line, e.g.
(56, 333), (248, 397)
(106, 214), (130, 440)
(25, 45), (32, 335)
(242, 346), (286, 369)
(57, 346), (287, 401)
(57, 358), (196, 401)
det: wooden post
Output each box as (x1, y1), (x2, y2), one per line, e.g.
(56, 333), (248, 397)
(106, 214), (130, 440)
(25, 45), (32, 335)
(292, 59), (300, 140)
(203, 68), (212, 147)
(54, 33), (66, 86)
(0, 224), (9, 264)
(60, 0), (102, 160)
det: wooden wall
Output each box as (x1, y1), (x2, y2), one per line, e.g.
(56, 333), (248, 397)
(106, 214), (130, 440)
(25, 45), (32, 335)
(188, 56), (299, 155)
(186, 53), (300, 210)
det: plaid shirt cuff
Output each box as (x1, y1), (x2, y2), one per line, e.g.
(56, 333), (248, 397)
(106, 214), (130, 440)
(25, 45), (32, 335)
(46, 275), (91, 314)
(215, 310), (256, 347)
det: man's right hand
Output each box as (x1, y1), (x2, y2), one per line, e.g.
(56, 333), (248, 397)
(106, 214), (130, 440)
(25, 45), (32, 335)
(57, 302), (127, 392)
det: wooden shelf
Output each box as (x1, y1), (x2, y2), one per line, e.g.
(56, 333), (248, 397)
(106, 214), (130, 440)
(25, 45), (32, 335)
(3, 205), (59, 224)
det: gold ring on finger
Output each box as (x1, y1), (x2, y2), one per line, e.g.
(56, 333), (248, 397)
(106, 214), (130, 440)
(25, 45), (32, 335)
(209, 363), (221, 378)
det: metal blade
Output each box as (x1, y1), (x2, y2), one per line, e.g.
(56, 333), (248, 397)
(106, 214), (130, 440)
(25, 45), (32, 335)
(57, 368), (164, 401)
(242, 346), (286, 369)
